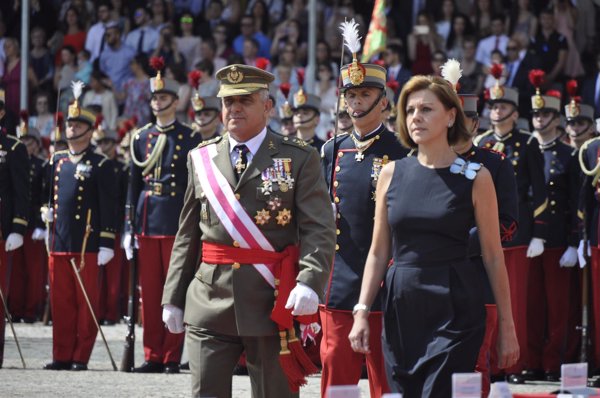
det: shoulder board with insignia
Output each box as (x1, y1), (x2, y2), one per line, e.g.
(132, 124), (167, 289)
(50, 150), (69, 165)
(321, 132), (350, 155)
(518, 129), (532, 136)
(581, 136), (600, 152)
(197, 135), (223, 148)
(473, 130), (493, 145)
(281, 136), (311, 151)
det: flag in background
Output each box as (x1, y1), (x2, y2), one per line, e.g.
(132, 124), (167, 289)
(361, 0), (387, 62)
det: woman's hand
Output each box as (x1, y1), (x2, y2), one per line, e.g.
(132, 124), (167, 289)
(348, 313), (371, 354)
(496, 321), (519, 369)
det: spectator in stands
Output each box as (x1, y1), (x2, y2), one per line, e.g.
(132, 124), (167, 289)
(74, 49), (93, 84)
(109, 0), (131, 35)
(531, 8), (567, 88)
(197, 1), (226, 39)
(29, 91), (55, 138)
(57, 0), (94, 29)
(581, 53), (600, 118)
(211, 23), (234, 61)
(195, 59), (218, 97)
(270, 18), (307, 65)
(165, 62), (192, 123)
(30, 27), (55, 93)
(175, 13), (202, 72)
(242, 38), (260, 68)
(246, 0), (285, 26)
(85, 2), (113, 63)
(2, 38), (37, 115)
(435, 0), (456, 43)
(446, 13), (474, 60)
(384, 43), (412, 96)
(430, 50), (447, 77)
(272, 43), (299, 88)
(324, 1), (365, 61)
(316, 40), (338, 80)
(54, 45), (78, 113)
(315, 62), (337, 115)
(552, 0), (584, 78)
(121, 54), (152, 125)
(99, 22), (135, 100)
(150, 0), (170, 31)
(505, 34), (540, 117)
(220, 0), (243, 25)
(152, 24), (185, 70)
(249, 0), (272, 37)
(408, 11), (443, 75)
(199, 38), (226, 73)
(82, 70), (118, 130)
(475, 15), (509, 67)
(508, 0), (538, 38)
(458, 36), (485, 97)
(234, 15), (272, 59)
(125, 7), (159, 56)
(0, 19), (7, 78)
(49, 6), (87, 66)
(470, 0), (497, 39)
(171, 0), (209, 18)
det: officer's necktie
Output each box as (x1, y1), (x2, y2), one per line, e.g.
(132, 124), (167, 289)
(234, 144), (249, 181)
(137, 29), (145, 54)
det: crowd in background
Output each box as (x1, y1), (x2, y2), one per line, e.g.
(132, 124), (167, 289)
(0, 0), (599, 146)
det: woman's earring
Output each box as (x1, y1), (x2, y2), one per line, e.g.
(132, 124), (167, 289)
(448, 122), (453, 128)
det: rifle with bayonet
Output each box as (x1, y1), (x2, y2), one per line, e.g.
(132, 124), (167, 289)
(120, 204), (138, 372)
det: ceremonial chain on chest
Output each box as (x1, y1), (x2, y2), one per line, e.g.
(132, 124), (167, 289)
(491, 132), (512, 154)
(130, 133), (167, 176)
(351, 133), (380, 162)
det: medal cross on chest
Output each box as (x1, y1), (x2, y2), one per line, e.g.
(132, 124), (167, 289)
(234, 144), (249, 178)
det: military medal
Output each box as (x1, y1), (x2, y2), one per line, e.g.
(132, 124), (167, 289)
(267, 196), (282, 211)
(351, 133), (379, 162)
(234, 151), (246, 174)
(273, 158), (294, 192)
(201, 202), (209, 222)
(276, 209), (292, 226)
(255, 209), (271, 225)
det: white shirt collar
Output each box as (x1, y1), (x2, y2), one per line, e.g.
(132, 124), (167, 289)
(228, 127), (267, 157)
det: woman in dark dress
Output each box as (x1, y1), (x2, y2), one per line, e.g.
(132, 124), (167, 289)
(349, 75), (519, 397)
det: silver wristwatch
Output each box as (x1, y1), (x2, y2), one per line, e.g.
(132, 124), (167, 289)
(352, 303), (369, 315)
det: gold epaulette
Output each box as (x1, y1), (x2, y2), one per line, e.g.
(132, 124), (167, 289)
(132, 123), (153, 141)
(7, 134), (22, 151)
(197, 135), (223, 148)
(49, 149), (69, 165)
(473, 130), (493, 146)
(321, 132), (349, 158)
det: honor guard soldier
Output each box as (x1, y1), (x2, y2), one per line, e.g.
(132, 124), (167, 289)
(334, 94), (353, 134)
(278, 83), (296, 137)
(0, 92), (30, 368)
(577, 109), (600, 387)
(525, 71), (580, 382)
(41, 81), (117, 371)
(565, 80), (597, 149)
(189, 70), (222, 141)
(161, 64), (335, 398)
(319, 24), (409, 398)
(93, 120), (127, 325)
(125, 57), (203, 374)
(474, 65), (549, 384)
(441, 59), (519, 397)
(291, 72), (325, 150)
(9, 114), (47, 323)
(382, 82), (400, 133)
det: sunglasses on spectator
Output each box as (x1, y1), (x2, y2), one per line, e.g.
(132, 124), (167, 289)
(181, 16), (193, 23)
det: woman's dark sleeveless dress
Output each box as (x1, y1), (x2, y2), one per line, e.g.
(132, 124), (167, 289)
(382, 156), (487, 397)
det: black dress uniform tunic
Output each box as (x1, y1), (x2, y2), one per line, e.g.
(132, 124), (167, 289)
(321, 125), (408, 311)
(474, 128), (549, 244)
(0, 133), (30, 239)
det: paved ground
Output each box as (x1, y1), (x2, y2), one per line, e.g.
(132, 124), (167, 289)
(0, 322), (581, 397)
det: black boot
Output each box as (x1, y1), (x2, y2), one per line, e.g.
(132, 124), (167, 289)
(44, 361), (73, 370)
(133, 361), (164, 373)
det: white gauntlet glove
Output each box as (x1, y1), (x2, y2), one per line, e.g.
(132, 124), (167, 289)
(122, 234), (138, 261)
(5, 233), (24, 251)
(162, 304), (185, 333)
(526, 237), (545, 258)
(559, 246), (578, 268)
(40, 206), (54, 223)
(31, 228), (47, 241)
(577, 240), (591, 268)
(285, 282), (319, 316)
(97, 247), (114, 266)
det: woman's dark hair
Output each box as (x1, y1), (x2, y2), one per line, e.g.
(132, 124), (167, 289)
(316, 40), (333, 64)
(316, 62), (333, 81)
(396, 75), (470, 149)
(250, 0), (270, 35)
(196, 59), (215, 76)
(446, 13), (474, 51)
(62, 6), (84, 33)
(167, 62), (187, 84)
(133, 53), (151, 75)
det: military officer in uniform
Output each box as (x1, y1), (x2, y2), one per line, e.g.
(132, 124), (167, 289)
(382, 85), (399, 133)
(320, 60), (408, 397)
(278, 83), (296, 137)
(564, 81), (597, 149)
(9, 116), (47, 323)
(474, 72), (549, 384)
(41, 82), (117, 371)
(334, 95), (353, 135)
(125, 58), (203, 373)
(524, 83), (581, 381)
(161, 64), (335, 398)
(449, 83), (519, 396)
(0, 90), (30, 368)
(291, 87), (324, 151)
(93, 122), (127, 325)
(190, 94), (222, 141)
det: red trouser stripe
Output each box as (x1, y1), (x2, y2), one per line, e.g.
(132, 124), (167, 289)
(319, 307), (389, 398)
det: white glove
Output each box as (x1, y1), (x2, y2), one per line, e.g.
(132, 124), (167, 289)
(40, 206), (54, 223)
(526, 237), (545, 258)
(31, 228), (47, 241)
(5, 233), (24, 251)
(97, 247), (114, 266)
(578, 240), (591, 268)
(162, 304), (185, 333)
(559, 246), (578, 268)
(122, 234), (138, 261)
(285, 282), (319, 316)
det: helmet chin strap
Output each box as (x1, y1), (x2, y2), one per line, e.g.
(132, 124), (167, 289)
(350, 91), (384, 120)
(152, 98), (176, 114)
(569, 123), (591, 137)
(534, 113), (558, 135)
(195, 113), (219, 127)
(295, 111), (318, 126)
(490, 108), (516, 125)
(65, 125), (92, 141)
